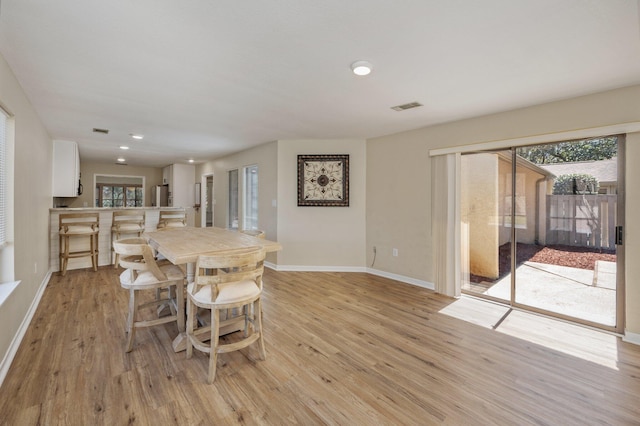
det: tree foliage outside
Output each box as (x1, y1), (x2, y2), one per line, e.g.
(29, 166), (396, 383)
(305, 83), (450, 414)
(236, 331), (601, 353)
(552, 173), (599, 195)
(516, 136), (617, 164)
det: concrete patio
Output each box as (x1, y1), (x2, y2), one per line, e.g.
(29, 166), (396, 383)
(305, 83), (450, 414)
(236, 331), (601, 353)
(483, 260), (617, 326)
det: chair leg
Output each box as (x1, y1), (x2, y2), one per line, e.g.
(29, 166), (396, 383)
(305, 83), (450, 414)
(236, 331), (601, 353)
(61, 236), (70, 276)
(126, 289), (137, 352)
(208, 309), (220, 384)
(93, 233), (99, 271)
(255, 298), (266, 361)
(186, 298), (194, 359)
(176, 281), (185, 333)
(58, 235), (63, 273)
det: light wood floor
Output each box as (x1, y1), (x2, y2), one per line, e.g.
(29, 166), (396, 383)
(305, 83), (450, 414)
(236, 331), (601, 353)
(2, 267), (640, 425)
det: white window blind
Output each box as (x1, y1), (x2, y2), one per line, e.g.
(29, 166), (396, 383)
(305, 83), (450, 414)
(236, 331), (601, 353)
(0, 108), (7, 248)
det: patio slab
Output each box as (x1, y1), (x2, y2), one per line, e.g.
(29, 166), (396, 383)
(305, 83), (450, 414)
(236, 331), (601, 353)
(482, 261), (616, 326)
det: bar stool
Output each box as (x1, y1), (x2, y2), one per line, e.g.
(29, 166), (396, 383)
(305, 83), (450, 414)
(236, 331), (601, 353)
(157, 209), (187, 229)
(58, 212), (100, 276)
(111, 210), (145, 268)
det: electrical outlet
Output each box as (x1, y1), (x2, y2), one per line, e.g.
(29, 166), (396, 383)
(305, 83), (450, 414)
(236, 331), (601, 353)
(392, 248), (398, 257)
(34, 262), (37, 274)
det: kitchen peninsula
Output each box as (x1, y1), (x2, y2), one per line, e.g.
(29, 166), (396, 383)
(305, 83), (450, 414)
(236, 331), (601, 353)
(49, 207), (195, 273)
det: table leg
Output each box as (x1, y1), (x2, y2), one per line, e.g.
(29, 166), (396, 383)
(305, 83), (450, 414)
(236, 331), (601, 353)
(172, 261), (194, 352)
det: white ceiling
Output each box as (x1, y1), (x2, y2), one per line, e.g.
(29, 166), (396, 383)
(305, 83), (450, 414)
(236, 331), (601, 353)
(1, 1), (639, 168)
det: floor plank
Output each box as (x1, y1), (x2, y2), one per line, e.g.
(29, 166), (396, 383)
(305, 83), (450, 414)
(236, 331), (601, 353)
(1, 268), (640, 425)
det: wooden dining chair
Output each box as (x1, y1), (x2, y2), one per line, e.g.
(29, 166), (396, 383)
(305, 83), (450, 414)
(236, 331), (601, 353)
(240, 229), (266, 239)
(186, 246), (267, 383)
(113, 237), (186, 352)
(157, 209), (187, 229)
(58, 212), (99, 276)
(111, 210), (145, 268)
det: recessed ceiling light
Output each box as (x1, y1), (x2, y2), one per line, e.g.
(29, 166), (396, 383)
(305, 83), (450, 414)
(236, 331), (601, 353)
(188, 159), (194, 163)
(120, 146), (129, 150)
(351, 60), (373, 76)
(130, 134), (144, 140)
(117, 157), (126, 162)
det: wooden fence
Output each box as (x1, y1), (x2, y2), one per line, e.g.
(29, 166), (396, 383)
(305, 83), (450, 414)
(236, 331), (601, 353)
(546, 194), (616, 250)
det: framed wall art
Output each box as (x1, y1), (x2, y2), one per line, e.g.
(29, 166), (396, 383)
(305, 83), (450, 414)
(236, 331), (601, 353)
(297, 154), (349, 207)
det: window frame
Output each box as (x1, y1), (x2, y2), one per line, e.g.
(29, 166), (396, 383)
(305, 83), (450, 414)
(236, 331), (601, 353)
(96, 183), (143, 207)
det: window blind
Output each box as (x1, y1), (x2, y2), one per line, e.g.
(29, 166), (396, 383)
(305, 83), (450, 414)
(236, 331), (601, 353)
(0, 108), (6, 247)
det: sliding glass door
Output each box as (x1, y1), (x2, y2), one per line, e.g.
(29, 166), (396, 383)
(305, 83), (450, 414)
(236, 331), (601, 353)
(460, 136), (623, 332)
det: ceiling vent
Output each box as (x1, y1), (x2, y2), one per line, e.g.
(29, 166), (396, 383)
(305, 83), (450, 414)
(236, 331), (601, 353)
(391, 102), (423, 111)
(93, 128), (109, 134)
(115, 162), (127, 166)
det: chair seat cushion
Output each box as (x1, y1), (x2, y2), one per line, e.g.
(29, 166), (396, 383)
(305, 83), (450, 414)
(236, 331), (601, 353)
(60, 225), (97, 235)
(188, 280), (261, 306)
(112, 223), (144, 232)
(120, 264), (184, 289)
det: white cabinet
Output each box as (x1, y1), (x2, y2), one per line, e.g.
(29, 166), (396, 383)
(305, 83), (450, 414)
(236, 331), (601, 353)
(163, 164), (195, 207)
(52, 140), (80, 197)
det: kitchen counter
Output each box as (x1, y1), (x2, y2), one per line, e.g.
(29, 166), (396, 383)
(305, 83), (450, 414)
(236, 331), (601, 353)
(49, 207), (195, 273)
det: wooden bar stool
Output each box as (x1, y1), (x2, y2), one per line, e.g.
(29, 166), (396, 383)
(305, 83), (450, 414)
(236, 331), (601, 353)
(111, 210), (145, 267)
(113, 238), (185, 352)
(157, 209), (187, 229)
(58, 212), (99, 276)
(186, 246), (267, 383)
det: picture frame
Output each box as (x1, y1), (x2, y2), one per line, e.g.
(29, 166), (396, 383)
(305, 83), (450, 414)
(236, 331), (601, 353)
(297, 154), (349, 207)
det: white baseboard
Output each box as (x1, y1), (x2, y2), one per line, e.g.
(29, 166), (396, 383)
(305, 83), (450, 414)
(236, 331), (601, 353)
(273, 264), (368, 273)
(623, 330), (640, 346)
(267, 264), (434, 290)
(0, 271), (52, 388)
(366, 268), (435, 290)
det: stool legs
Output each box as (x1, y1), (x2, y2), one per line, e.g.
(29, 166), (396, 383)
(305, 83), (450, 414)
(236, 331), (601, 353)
(59, 232), (99, 276)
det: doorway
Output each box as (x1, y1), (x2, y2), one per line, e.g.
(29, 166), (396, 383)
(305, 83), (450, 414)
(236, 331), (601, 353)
(201, 173), (214, 228)
(460, 136), (624, 332)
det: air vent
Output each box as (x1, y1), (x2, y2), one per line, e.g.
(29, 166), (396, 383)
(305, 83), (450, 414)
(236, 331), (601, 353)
(391, 102), (423, 111)
(115, 162), (128, 166)
(93, 128), (109, 134)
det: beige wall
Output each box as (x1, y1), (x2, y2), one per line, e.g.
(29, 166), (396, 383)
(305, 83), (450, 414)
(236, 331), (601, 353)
(277, 139), (366, 268)
(196, 142), (279, 264)
(624, 133), (640, 336)
(62, 162), (164, 208)
(197, 139), (367, 269)
(367, 84), (640, 335)
(462, 153), (500, 279)
(0, 54), (53, 371)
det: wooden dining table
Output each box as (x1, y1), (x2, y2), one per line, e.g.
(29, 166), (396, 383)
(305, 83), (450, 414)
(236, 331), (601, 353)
(143, 226), (282, 352)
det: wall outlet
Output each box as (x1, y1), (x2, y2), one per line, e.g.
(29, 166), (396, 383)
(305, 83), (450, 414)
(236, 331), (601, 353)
(392, 248), (398, 257)
(34, 262), (37, 274)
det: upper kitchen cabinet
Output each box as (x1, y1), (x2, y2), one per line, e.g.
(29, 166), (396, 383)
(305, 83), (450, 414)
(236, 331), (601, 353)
(52, 140), (80, 197)
(163, 163), (195, 207)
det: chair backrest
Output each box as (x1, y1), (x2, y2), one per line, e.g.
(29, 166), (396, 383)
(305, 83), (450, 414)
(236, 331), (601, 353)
(194, 246), (266, 302)
(59, 212), (99, 232)
(157, 209), (187, 229)
(240, 229), (266, 239)
(112, 210), (145, 230)
(113, 237), (167, 281)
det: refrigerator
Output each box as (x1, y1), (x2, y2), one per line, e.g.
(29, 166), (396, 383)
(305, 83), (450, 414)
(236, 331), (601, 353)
(151, 185), (169, 206)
